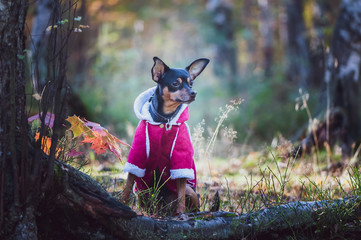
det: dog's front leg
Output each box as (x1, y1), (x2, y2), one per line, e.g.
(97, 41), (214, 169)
(176, 178), (186, 214)
(121, 173), (137, 204)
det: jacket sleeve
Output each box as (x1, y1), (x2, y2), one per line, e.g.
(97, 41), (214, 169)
(169, 123), (195, 180)
(124, 121), (147, 177)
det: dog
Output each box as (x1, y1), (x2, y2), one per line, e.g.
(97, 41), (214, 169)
(121, 56), (209, 216)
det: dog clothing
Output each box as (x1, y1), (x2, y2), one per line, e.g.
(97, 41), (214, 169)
(124, 87), (196, 194)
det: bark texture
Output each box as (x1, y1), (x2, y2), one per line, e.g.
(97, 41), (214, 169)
(0, 0), (71, 238)
(330, 0), (361, 156)
(0, 0), (31, 237)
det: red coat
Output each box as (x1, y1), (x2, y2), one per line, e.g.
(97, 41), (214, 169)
(124, 87), (196, 194)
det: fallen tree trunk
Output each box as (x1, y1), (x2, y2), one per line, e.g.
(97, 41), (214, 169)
(40, 159), (361, 239)
(116, 197), (361, 239)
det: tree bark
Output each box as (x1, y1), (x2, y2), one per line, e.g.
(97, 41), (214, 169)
(291, 0), (361, 160)
(0, 0), (31, 237)
(329, 0), (361, 157)
(0, 0), (73, 238)
(308, 0), (339, 88)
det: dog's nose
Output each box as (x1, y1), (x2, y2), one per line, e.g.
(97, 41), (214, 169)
(190, 91), (197, 97)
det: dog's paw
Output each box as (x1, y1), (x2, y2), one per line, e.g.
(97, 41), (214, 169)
(175, 213), (189, 221)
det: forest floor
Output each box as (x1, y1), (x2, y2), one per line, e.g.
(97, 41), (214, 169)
(81, 142), (359, 216)
(69, 140), (361, 239)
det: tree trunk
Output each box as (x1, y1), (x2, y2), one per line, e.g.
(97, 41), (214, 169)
(291, 0), (361, 160)
(308, 0), (339, 88)
(0, 0), (32, 238)
(329, 0), (361, 157)
(242, 0), (258, 72)
(0, 0), (72, 238)
(207, 0), (240, 95)
(285, 0), (310, 87)
(257, 0), (275, 77)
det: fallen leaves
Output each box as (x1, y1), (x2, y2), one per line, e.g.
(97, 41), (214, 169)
(66, 115), (129, 160)
(28, 113), (129, 161)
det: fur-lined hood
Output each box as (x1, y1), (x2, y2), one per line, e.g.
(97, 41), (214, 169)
(133, 87), (189, 125)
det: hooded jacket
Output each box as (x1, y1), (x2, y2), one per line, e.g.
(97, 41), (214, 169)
(124, 87), (196, 194)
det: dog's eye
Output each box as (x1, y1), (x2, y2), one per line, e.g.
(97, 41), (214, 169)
(172, 82), (180, 87)
(189, 81), (193, 87)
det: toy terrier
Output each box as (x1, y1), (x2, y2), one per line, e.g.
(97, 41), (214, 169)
(122, 56), (209, 216)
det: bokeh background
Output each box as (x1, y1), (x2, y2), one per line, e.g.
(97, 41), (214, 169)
(27, 0), (343, 150)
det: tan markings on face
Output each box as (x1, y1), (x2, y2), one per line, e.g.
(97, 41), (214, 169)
(162, 87), (182, 114)
(176, 78), (182, 84)
(187, 78), (190, 85)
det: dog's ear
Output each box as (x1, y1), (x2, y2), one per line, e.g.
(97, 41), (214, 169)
(186, 58), (210, 80)
(152, 57), (169, 82)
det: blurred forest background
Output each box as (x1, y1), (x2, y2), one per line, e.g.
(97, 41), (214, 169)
(27, 0), (348, 151)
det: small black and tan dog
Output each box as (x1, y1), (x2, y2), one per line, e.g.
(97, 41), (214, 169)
(122, 57), (209, 216)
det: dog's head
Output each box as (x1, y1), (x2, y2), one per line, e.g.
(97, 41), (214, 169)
(151, 57), (209, 104)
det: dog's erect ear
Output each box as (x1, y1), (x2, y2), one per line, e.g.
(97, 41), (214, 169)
(186, 58), (210, 80)
(152, 57), (169, 82)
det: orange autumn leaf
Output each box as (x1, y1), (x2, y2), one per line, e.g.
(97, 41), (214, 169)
(82, 135), (108, 156)
(66, 115), (129, 160)
(34, 132), (52, 155)
(66, 115), (94, 138)
(100, 129), (126, 160)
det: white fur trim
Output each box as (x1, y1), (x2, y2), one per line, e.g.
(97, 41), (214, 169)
(145, 122), (150, 158)
(134, 87), (155, 122)
(170, 168), (195, 180)
(184, 122), (192, 143)
(124, 162), (145, 177)
(133, 87), (187, 125)
(169, 127), (180, 159)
